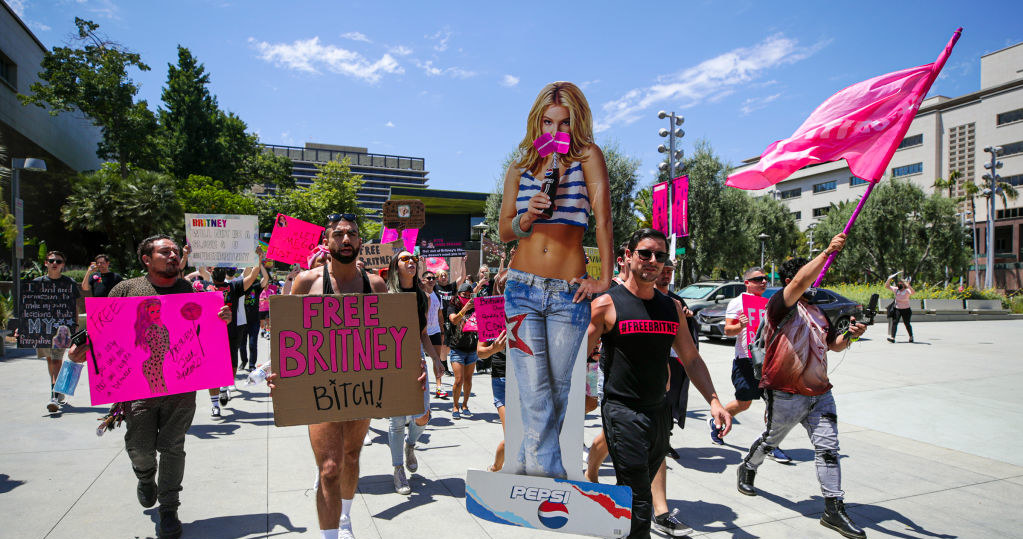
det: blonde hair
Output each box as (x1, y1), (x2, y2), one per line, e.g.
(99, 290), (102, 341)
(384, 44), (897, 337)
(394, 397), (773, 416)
(513, 82), (595, 174)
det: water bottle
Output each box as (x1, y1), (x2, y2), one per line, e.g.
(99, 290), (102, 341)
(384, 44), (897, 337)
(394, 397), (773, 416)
(246, 363), (270, 386)
(539, 159), (560, 219)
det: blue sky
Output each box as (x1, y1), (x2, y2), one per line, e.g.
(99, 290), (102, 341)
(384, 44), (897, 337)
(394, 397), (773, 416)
(11, 0), (1023, 194)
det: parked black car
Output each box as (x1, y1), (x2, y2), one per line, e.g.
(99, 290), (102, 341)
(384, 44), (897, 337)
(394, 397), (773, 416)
(696, 287), (866, 340)
(673, 281), (745, 315)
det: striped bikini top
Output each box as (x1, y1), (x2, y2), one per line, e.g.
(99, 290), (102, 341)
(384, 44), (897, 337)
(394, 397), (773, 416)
(515, 161), (591, 229)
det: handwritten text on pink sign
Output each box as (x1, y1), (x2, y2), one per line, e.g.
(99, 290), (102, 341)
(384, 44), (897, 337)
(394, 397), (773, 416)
(474, 296), (505, 341)
(267, 214), (324, 269)
(85, 292), (233, 406)
(741, 293), (769, 349)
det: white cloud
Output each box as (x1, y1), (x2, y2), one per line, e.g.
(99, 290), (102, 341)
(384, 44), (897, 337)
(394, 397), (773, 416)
(390, 45), (413, 56)
(249, 36), (403, 83)
(7, 0), (25, 17)
(385, 121), (395, 128)
(501, 74), (520, 87)
(595, 34), (824, 132)
(740, 92), (782, 115)
(340, 31), (371, 43)
(415, 60), (475, 79)
(426, 29), (452, 52)
(29, 21), (51, 32)
(579, 79), (600, 89)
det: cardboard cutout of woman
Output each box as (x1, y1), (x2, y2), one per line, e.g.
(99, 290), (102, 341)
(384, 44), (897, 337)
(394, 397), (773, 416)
(498, 82), (614, 478)
(135, 298), (170, 394)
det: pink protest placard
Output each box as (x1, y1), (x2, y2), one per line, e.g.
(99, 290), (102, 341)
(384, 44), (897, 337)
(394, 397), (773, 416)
(741, 293), (769, 350)
(267, 214), (324, 269)
(462, 313), (478, 332)
(85, 292), (233, 406)
(474, 296), (505, 341)
(381, 227), (420, 254)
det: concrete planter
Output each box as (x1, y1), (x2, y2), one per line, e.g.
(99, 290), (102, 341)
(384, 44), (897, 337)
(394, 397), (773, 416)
(966, 299), (1007, 313)
(923, 299), (966, 312)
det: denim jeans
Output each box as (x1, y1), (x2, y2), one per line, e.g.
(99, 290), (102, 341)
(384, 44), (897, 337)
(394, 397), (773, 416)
(388, 372), (430, 467)
(124, 392), (196, 508)
(504, 268), (590, 478)
(741, 389), (843, 498)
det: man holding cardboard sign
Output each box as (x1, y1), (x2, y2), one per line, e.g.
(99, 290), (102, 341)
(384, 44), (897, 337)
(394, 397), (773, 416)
(267, 215), (426, 539)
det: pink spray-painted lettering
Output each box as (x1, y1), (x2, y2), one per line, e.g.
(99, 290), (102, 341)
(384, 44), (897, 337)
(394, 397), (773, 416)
(267, 214), (325, 269)
(85, 292), (232, 406)
(474, 296), (506, 341)
(741, 293), (769, 350)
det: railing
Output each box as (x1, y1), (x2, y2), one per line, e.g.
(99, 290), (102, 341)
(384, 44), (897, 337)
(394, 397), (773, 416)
(260, 143), (425, 171)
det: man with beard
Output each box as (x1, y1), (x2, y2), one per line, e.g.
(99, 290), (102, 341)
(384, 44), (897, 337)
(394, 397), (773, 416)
(69, 235), (231, 539)
(267, 214), (425, 539)
(587, 228), (731, 538)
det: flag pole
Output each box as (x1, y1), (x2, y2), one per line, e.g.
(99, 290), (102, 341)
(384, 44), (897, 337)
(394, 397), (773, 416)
(812, 28), (961, 287)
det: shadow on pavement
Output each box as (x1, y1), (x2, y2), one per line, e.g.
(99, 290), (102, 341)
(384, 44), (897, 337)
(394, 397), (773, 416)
(145, 509), (307, 539)
(188, 422), (241, 439)
(361, 475), (466, 520)
(849, 503), (957, 539)
(669, 499), (753, 538)
(0, 473), (26, 494)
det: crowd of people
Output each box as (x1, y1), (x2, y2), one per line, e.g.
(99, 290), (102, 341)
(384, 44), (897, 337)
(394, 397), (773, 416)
(24, 81), (881, 539)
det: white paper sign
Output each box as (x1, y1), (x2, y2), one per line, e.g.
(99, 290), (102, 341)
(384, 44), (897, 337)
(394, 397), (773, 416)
(185, 213), (258, 268)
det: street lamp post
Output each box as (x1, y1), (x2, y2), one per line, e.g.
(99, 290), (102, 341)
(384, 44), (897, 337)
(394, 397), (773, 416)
(657, 111), (684, 286)
(758, 233), (770, 270)
(955, 210), (972, 287)
(982, 146), (1003, 289)
(10, 158), (47, 317)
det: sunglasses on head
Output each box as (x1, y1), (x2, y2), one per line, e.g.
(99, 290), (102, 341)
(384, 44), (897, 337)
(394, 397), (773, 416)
(746, 276), (768, 283)
(327, 213), (357, 224)
(46, 258), (64, 264)
(398, 254), (419, 264)
(633, 249), (669, 263)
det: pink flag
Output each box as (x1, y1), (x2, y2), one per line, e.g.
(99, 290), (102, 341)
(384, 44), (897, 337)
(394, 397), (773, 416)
(727, 29), (961, 190)
(652, 181), (668, 234)
(672, 176), (689, 237)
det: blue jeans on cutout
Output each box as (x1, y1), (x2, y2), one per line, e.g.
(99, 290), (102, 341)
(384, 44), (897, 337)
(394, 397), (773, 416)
(504, 268), (590, 478)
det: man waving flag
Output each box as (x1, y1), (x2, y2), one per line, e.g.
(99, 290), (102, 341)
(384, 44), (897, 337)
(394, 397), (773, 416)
(727, 29), (961, 190)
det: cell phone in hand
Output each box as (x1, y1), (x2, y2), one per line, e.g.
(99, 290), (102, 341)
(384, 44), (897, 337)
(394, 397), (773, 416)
(71, 329), (89, 347)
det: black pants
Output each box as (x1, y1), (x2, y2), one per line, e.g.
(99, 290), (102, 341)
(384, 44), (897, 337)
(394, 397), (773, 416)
(602, 399), (669, 539)
(666, 357), (690, 430)
(228, 324), (245, 374)
(888, 308), (913, 339)
(239, 319), (260, 369)
(124, 392), (196, 509)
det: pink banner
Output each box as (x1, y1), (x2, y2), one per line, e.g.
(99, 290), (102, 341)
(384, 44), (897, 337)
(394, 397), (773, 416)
(381, 227), (420, 254)
(727, 29), (961, 190)
(474, 296), (505, 341)
(462, 313), (478, 332)
(652, 181), (668, 235)
(672, 175), (689, 237)
(85, 292), (233, 406)
(741, 293), (769, 350)
(267, 214), (324, 269)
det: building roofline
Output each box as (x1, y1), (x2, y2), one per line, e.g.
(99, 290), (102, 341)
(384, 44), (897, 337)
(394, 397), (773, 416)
(1, 0), (48, 53)
(981, 41), (1023, 58)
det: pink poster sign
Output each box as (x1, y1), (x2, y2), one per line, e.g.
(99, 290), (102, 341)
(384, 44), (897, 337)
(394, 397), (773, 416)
(84, 292), (233, 406)
(741, 293), (769, 350)
(672, 175), (689, 237)
(462, 313), (478, 332)
(652, 181), (668, 235)
(474, 296), (505, 341)
(267, 214), (324, 269)
(424, 257), (448, 273)
(381, 227), (420, 254)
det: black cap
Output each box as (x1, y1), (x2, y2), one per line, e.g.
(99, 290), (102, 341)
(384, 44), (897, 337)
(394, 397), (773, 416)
(458, 282), (474, 293)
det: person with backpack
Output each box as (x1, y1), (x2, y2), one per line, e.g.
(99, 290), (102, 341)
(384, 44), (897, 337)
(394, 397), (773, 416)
(736, 233), (869, 539)
(710, 266), (792, 464)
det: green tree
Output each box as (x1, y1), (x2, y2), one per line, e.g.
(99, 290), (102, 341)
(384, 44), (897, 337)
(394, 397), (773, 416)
(812, 178), (971, 283)
(633, 186), (653, 229)
(159, 46), (220, 182)
(750, 194), (801, 270)
(62, 163), (181, 267)
(587, 142), (640, 247)
(177, 175), (257, 215)
(256, 158), (364, 232)
(18, 18), (159, 176)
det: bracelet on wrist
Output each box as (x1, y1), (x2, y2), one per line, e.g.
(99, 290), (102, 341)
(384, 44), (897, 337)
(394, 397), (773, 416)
(512, 214), (533, 238)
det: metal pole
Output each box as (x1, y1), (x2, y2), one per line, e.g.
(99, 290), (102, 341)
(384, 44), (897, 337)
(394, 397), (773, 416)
(667, 114), (676, 241)
(11, 166), (19, 316)
(985, 169), (996, 290)
(760, 240), (765, 269)
(970, 213), (979, 287)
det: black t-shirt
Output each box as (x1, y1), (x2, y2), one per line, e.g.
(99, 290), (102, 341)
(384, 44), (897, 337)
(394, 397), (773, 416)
(488, 346), (506, 378)
(445, 298), (478, 352)
(242, 282), (263, 320)
(87, 272), (124, 298)
(667, 290), (699, 351)
(435, 283), (456, 310)
(600, 285), (680, 408)
(207, 278), (246, 325)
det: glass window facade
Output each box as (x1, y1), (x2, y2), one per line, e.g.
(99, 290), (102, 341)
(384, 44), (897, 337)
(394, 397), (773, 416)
(892, 163), (923, 177)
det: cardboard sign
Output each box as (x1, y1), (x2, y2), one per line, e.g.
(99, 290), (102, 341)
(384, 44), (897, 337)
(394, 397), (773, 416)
(474, 296), (505, 341)
(185, 213), (258, 267)
(358, 240), (404, 270)
(381, 227), (419, 254)
(420, 246), (466, 258)
(466, 470), (632, 537)
(382, 199), (426, 229)
(267, 214), (324, 269)
(18, 279), (77, 348)
(268, 293), (422, 426)
(741, 293), (769, 350)
(583, 247), (602, 281)
(84, 292), (233, 406)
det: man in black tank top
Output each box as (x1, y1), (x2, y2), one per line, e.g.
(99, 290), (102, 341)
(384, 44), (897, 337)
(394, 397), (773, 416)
(586, 229), (732, 539)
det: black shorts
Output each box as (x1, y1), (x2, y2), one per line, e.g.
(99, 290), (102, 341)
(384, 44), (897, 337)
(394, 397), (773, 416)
(429, 332), (442, 346)
(259, 311), (269, 320)
(731, 356), (764, 401)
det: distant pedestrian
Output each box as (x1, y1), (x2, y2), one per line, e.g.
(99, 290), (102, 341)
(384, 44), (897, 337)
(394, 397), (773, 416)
(32, 251), (80, 413)
(446, 282), (479, 419)
(885, 272), (914, 343)
(81, 253), (124, 297)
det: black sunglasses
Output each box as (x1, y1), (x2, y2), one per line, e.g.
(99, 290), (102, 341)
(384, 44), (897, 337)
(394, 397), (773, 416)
(634, 249), (669, 263)
(46, 258), (65, 264)
(424, 276), (436, 281)
(746, 276), (768, 283)
(327, 213), (357, 224)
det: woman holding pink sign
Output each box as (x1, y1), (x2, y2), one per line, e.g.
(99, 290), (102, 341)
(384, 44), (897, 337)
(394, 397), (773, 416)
(498, 81), (613, 478)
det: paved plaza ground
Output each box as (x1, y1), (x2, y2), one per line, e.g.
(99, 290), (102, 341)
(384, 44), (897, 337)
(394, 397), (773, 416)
(1, 319), (1021, 538)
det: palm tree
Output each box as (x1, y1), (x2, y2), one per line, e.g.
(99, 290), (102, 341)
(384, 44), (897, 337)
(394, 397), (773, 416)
(932, 169), (962, 199)
(633, 187), (653, 229)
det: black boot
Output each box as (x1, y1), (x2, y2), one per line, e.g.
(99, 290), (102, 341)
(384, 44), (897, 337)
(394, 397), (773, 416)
(136, 477), (157, 508)
(736, 464), (757, 496)
(820, 497), (866, 538)
(158, 506), (183, 539)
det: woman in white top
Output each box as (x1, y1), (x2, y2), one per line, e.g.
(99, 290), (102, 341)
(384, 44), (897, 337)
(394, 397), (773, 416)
(884, 272), (915, 343)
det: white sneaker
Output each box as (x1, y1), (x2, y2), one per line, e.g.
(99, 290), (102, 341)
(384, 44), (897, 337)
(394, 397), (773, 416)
(393, 466), (411, 495)
(56, 392), (67, 405)
(405, 443), (418, 473)
(339, 515), (355, 539)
